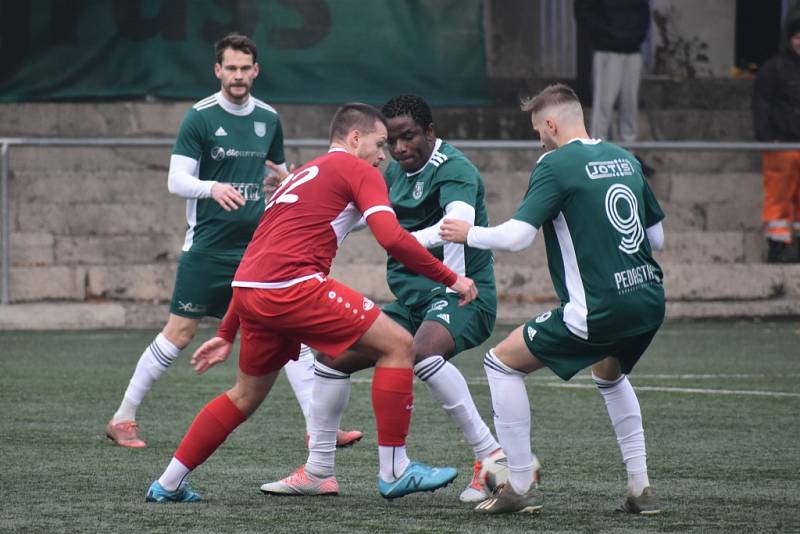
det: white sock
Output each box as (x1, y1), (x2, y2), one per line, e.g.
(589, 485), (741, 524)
(158, 457), (191, 492)
(283, 344), (315, 432)
(113, 333), (180, 424)
(414, 356), (499, 460)
(379, 445), (410, 483)
(305, 361), (351, 478)
(484, 350), (535, 494)
(593, 373), (650, 495)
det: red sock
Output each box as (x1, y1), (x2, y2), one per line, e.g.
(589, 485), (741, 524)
(174, 393), (247, 469)
(372, 367), (413, 446)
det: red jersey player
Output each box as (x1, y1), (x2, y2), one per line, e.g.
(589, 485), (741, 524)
(146, 103), (477, 503)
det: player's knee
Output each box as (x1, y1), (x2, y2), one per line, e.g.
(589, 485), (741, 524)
(162, 317), (198, 348)
(390, 329), (415, 361)
(227, 385), (266, 417)
(166, 328), (195, 349)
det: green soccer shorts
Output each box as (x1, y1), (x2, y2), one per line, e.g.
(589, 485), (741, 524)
(522, 307), (659, 381)
(169, 250), (243, 319)
(382, 287), (496, 356)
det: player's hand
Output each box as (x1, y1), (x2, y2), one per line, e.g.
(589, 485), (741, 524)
(440, 218), (472, 244)
(449, 275), (478, 306)
(191, 336), (233, 374)
(263, 160), (295, 196)
(210, 183), (246, 211)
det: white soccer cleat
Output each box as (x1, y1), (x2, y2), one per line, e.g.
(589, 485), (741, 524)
(459, 459), (490, 503)
(260, 465), (339, 496)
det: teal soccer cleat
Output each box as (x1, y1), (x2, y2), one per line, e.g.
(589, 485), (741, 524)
(378, 462), (458, 500)
(146, 480), (202, 503)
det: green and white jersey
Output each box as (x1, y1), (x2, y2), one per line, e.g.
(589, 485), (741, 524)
(512, 139), (665, 341)
(384, 139), (495, 308)
(173, 92), (285, 254)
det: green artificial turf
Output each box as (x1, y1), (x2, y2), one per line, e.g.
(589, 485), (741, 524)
(1, 320), (798, 532)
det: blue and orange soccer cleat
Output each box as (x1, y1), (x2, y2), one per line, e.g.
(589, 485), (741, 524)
(145, 480), (201, 503)
(378, 461), (458, 500)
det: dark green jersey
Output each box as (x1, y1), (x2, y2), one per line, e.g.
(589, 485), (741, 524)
(512, 139), (665, 341)
(384, 139), (495, 308)
(172, 92), (285, 254)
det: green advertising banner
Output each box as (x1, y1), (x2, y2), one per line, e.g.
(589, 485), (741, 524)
(0, 0), (489, 105)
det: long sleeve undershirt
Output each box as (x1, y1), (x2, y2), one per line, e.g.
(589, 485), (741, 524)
(412, 201), (475, 249)
(167, 154), (288, 199)
(467, 219), (665, 252)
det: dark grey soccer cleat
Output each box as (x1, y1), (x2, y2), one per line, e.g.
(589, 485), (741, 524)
(474, 483), (543, 515)
(617, 486), (662, 515)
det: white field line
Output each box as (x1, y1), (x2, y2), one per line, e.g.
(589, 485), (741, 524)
(348, 376), (800, 398)
(569, 373), (800, 380)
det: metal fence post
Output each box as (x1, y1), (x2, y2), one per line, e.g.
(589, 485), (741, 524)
(1, 143), (9, 305)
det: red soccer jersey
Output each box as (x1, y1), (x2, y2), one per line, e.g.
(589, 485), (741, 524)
(233, 149), (456, 288)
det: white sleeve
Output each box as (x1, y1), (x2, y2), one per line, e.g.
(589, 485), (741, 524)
(467, 218), (538, 251)
(412, 200), (476, 248)
(266, 161), (289, 179)
(167, 154), (214, 198)
(646, 221), (665, 251)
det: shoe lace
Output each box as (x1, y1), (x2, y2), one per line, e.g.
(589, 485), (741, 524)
(287, 466), (308, 484)
(469, 460), (483, 489)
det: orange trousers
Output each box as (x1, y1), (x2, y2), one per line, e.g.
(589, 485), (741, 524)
(762, 150), (800, 243)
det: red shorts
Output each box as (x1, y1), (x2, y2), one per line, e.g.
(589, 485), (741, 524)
(231, 276), (381, 376)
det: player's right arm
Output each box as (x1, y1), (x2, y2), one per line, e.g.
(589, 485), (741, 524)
(366, 209), (477, 304)
(168, 109), (245, 211)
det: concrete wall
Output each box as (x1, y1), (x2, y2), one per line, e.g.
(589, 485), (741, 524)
(2, 99), (800, 329)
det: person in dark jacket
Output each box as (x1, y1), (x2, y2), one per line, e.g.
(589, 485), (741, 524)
(752, 15), (800, 262)
(575, 0), (650, 144)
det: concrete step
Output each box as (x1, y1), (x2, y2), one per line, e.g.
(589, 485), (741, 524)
(5, 142), (762, 179)
(8, 261), (798, 305)
(0, 96), (757, 141)
(3, 295), (799, 330)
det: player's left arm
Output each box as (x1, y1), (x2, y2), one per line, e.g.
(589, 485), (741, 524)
(441, 162), (560, 252)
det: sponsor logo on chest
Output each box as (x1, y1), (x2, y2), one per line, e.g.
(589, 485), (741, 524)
(210, 146), (267, 160)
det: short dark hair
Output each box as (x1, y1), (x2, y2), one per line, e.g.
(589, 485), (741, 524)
(520, 83), (581, 114)
(215, 33), (258, 64)
(381, 94), (433, 129)
(329, 103), (387, 142)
